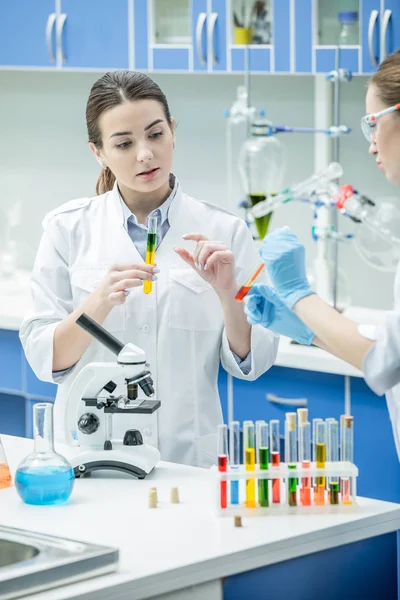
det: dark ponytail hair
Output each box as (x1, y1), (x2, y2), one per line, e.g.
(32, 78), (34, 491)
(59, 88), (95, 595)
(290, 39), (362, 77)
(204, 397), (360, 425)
(86, 70), (173, 195)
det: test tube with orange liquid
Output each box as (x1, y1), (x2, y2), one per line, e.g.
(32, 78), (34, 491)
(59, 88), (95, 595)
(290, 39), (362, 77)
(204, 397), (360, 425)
(235, 263), (265, 301)
(298, 409), (312, 506)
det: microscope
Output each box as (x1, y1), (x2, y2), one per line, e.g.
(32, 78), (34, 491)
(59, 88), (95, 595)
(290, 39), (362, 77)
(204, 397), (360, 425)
(65, 313), (161, 479)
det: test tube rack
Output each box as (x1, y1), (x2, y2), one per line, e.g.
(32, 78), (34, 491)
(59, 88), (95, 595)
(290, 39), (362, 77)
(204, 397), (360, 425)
(215, 461), (358, 517)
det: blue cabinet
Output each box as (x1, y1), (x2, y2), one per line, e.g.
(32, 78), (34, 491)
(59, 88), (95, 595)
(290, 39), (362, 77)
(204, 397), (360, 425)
(60, 0), (130, 69)
(1, 0), (400, 74)
(0, 0), (57, 67)
(0, 329), (57, 439)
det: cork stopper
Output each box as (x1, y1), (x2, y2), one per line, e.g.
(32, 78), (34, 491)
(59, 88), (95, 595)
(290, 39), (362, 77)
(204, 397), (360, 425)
(297, 408), (308, 425)
(344, 415), (354, 428)
(150, 487), (158, 503)
(148, 489), (157, 509)
(170, 486), (180, 504)
(234, 515), (242, 528)
(286, 412), (296, 431)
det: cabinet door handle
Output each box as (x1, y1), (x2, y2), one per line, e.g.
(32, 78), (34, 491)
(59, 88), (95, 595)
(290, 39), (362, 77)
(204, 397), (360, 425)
(266, 393), (308, 407)
(380, 9), (392, 63)
(195, 12), (207, 65)
(208, 12), (218, 65)
(368, 9), (379, 67)
(57, 13), (67, 64)
(45, 13), (57, 63)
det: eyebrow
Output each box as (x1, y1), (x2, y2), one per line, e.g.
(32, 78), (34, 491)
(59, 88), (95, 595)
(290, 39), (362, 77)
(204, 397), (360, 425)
(109, 119), (164, 139)
(144, 119), (164, 131)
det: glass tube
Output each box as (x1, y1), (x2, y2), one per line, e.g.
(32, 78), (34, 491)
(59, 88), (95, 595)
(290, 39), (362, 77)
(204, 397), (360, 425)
(270, 419), (280, 503)
(341, 415), (354, 504)
(143, 215), (157, 294)
(243, 421), (256, 508)
(229, 421), (240, 505)
(285, 413), (297, 507)
(327, 419), (339, 504)
(217, 424), (228, 509)
(299, 421), (311, 506)
(315, 421), (327, 505)
(257, 421), (269, 507)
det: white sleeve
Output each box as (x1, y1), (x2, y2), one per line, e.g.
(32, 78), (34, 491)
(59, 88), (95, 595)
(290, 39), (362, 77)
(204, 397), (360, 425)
(362, 310), (400, 396)
(220, 220), (279, 380)
(19, 218), (75, 384)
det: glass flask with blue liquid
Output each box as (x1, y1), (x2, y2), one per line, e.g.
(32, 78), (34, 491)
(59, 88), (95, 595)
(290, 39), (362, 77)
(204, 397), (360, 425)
(15, 403), (75, 505)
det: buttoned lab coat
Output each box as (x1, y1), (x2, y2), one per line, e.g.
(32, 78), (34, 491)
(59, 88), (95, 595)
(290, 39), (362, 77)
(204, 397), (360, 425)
(363, 261), (400, 461)
(20, 183), (278, 467)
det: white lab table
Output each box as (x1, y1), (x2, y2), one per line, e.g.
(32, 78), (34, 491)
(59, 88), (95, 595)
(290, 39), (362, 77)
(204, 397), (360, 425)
(1, 435), (400, 600)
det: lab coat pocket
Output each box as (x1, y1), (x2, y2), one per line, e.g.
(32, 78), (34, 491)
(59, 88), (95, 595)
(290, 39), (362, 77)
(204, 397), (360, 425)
(168, 268), (222, 331)
(70, 267), (126, 332)
(197, 432), (217, 468)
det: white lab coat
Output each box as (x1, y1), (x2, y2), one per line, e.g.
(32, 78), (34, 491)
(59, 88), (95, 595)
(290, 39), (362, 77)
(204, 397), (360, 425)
(20, 181), (278, 467)
(362, 261), (400, 459)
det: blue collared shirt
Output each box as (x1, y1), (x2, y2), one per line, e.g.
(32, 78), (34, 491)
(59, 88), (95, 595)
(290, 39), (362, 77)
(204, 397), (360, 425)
(118, 174), (178, 261)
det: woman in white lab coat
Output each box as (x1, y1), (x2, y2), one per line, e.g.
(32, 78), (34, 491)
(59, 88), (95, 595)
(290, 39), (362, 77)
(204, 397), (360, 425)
(20, 71), (278, 467)
(244, 50), (400, 458)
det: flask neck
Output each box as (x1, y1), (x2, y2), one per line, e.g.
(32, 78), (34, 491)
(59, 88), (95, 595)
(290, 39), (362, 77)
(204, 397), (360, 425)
(33, 403), (55, 453)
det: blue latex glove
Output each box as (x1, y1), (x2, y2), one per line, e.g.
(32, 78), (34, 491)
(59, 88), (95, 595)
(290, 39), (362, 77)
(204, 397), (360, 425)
(260, 227), (314, 309)
(244, 284), (315, 346)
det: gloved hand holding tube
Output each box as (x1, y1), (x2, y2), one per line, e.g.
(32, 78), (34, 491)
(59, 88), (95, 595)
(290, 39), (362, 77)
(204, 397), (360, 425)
(259, 227), (315, 309)
(244, 285), (315, 345)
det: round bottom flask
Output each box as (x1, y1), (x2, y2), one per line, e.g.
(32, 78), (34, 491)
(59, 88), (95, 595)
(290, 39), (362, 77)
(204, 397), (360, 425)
(15, 403), (74, 505)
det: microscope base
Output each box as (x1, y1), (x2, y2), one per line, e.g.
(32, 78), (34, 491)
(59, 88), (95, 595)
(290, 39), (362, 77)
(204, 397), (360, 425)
(70, 446), (160, 479)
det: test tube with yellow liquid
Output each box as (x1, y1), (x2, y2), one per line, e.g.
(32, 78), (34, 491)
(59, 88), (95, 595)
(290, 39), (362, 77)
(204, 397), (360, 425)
(143, 215), (157, 295)
(243, 421), (256, 508)
(315, 421), (327, 505)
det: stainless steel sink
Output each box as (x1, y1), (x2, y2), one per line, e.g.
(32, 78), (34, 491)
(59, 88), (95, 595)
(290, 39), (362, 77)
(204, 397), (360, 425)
(0, 525), (119, 600)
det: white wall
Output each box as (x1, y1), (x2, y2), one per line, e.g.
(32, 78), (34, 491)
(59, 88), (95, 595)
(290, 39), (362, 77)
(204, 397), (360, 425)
(0, 70), (397, 309)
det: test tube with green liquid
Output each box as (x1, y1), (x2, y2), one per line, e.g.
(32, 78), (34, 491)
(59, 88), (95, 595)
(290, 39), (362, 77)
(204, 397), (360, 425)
(285, 413), (297, 507)
(257, 421), (269, 507)
(143, 216), (157, 294)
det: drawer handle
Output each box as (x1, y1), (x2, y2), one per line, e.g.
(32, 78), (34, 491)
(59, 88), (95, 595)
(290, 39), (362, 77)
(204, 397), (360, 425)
(266, 393), (308, 407)
(45, 13), (57, 63)
(368, 10), (379, 67)
(195, 12), (207, 65)
(380, 9), (392, 62)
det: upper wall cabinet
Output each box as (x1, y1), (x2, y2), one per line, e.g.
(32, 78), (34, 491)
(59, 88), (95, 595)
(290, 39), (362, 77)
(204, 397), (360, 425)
(1, 0), (400, 74)
(0, 0), (57, 67)
(296, 0), (400, 75)
(0, 0), (130, 70)
(134, 0), (228, 72)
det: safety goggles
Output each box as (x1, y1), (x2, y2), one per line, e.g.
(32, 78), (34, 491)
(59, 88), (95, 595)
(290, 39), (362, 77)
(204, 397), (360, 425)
(361, 103), (400, 143)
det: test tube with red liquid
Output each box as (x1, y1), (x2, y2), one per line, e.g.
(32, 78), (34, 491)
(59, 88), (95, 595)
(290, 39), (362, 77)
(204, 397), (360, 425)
(235, 264), (265, 301)
(218, 424), (228, 508)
